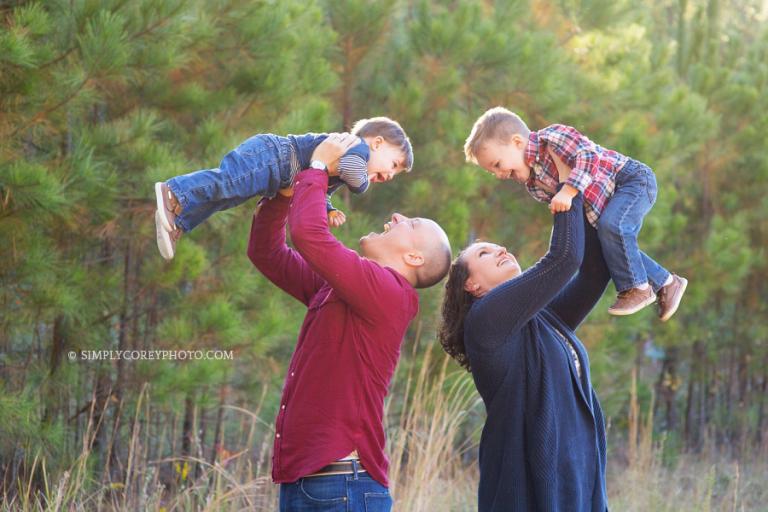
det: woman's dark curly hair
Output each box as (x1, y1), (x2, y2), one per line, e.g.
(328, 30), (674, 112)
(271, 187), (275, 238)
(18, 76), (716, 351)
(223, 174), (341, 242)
(437, 250), (475, 371)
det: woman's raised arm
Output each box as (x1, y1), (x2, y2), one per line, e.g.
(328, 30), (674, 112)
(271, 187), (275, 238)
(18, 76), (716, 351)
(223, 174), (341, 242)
(466, 193), (585, 343)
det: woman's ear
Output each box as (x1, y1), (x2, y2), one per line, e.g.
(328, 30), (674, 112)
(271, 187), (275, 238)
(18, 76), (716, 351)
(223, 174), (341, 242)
(464, 278), (481, 297)
(370, 135), (384, 150)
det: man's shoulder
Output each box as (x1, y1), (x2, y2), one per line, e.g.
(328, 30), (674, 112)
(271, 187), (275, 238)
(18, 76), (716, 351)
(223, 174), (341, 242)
(336, 261), (418, 313)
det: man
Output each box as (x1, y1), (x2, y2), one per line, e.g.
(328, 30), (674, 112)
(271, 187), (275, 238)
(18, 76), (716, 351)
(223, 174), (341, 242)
(247, 133), (452, 511)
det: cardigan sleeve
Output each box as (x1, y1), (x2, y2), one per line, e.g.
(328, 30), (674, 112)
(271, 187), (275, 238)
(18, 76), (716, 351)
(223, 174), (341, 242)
(546, 211), (611, 330)
(466, 193), (585, 347)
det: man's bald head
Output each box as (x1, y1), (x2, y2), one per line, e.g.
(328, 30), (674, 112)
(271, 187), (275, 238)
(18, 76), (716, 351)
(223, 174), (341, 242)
(359, 214), (451, 289)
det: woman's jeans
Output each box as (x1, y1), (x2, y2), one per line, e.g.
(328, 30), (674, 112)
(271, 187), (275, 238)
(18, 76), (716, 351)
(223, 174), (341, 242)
(596, 159), (670, 293)
(279, 468), (392, 512)
(166, 134), (291, 232)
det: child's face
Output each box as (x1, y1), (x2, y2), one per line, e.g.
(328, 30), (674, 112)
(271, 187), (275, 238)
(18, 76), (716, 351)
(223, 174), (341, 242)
(365, 136), (407, 183)
(475, 135), (531, 183)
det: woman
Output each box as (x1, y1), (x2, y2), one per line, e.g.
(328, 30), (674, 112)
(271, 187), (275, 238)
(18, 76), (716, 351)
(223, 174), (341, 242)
(439, 192), (611, 511)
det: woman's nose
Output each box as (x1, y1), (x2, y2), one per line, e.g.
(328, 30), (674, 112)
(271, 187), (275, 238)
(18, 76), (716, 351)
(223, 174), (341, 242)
(392, 213), (406, 223)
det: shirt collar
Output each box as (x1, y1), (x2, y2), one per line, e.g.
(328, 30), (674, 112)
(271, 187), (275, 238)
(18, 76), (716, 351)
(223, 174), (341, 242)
(524, 131), (541, 184)
(524, 131), (540, 165)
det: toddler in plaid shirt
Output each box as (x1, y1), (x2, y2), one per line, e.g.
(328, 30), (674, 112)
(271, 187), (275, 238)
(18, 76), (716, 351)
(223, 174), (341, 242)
(464, 107), (687, 320)
(154, 117), (412, 260)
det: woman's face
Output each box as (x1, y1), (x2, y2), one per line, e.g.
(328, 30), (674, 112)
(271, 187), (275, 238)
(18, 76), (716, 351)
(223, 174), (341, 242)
(463, 242), (522, 298)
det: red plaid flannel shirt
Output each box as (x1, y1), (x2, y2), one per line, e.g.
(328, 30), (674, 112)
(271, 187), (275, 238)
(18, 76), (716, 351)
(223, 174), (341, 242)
(524, 124), (629, 226)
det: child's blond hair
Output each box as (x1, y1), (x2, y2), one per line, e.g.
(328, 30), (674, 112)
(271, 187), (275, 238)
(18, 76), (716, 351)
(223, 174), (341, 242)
(464, 107), (530, 164)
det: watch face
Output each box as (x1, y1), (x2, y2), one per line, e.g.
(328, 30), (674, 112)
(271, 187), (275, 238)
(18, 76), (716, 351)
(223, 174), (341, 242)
(311, 160), (327, 171)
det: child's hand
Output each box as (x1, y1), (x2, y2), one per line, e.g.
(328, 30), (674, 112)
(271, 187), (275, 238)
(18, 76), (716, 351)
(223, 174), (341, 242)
(549, 185), (578, 213)
(328, 209), (347, 228)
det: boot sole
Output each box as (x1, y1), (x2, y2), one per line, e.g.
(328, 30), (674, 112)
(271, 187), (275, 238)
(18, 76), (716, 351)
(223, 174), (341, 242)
(608, 293), (657, 316)
(155, 210), (175, 260)
(660, 278), (688, 322)
(155, 182), (174, 233)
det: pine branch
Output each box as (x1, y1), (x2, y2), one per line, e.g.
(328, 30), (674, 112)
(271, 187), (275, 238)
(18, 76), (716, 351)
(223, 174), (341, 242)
(10, 77), (89, 138)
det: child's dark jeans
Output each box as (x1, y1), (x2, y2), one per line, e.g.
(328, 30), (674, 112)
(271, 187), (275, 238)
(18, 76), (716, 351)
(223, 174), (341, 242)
(167, 134), (292, 232)
(596, 159), (671, 293)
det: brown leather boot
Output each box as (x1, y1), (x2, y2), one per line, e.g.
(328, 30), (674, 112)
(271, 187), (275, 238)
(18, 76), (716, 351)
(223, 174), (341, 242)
(657, 274), (688, 322)
(608, 286), (656, 316)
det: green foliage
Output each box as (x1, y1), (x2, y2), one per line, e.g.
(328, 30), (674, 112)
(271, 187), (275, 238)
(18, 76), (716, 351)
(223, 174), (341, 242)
(1, 0), (767, 499)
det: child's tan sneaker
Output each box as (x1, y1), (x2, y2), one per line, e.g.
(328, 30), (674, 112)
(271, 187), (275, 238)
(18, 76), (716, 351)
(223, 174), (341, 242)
(155, 210), (183, 260)
(657, 274), (688, 322)
(154, 182), (182, 232)
(154, 182), (183, 260)
(608, 286), (656, 316)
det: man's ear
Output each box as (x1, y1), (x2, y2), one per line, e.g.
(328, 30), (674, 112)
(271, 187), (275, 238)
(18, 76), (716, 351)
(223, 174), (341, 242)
(403, 250), (424, 268)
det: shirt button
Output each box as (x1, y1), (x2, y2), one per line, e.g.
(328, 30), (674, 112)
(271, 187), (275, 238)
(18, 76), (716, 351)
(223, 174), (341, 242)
(290, 372), (295, 377)
(281, 404), (286, 410)
(276, 433), (281, 438)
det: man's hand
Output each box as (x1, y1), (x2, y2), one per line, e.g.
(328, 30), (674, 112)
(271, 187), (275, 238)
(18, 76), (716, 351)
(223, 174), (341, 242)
(550, 184), (579, 214)
(328, 209), (347, 228)
(311, 132), (359, 176)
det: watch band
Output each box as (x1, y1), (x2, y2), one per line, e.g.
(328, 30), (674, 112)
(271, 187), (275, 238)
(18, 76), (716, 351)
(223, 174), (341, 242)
(310, 159), (328, 172)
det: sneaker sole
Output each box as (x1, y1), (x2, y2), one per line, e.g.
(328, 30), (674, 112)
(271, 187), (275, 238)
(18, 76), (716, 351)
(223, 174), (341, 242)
(608, 293), (657, 316)
(155, 210), (175, 260)
(155, 182), (174, 233)
(660, 278), (688, 322)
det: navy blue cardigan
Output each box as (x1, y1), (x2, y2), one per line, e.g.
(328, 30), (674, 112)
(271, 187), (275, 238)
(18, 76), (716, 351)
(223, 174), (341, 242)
(465, 194), (611, 512)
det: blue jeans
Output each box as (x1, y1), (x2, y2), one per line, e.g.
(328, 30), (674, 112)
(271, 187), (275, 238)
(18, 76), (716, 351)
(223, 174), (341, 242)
(279, 467), (392, 512)
(596, 160), (670, 293)
(167, 134), (292, 232)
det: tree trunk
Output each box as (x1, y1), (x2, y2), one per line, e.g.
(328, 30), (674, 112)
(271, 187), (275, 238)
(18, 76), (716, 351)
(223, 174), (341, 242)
(42, 315), (67, 425)
(182, 393), (194, 457)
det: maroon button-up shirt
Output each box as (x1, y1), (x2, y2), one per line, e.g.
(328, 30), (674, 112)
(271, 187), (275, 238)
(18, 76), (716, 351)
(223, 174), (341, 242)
(247, 169), (419, 487)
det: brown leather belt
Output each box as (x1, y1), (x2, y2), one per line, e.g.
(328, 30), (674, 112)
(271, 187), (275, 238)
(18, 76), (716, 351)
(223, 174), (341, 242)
(305, 460), (367, 478)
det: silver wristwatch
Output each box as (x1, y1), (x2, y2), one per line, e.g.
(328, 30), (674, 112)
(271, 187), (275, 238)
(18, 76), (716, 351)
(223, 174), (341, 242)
(310, 160), (328, 172)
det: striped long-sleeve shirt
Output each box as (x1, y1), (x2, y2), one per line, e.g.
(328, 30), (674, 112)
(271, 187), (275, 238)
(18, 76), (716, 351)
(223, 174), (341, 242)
(289, 142), (369, 212)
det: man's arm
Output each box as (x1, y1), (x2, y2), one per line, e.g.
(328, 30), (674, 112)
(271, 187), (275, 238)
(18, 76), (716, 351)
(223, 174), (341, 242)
(289, 169), (405, 319)
(246, 193), (324, 306)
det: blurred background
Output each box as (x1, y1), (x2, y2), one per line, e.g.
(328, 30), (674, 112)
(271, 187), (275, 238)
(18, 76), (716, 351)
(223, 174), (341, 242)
(1, 0), (767, 510)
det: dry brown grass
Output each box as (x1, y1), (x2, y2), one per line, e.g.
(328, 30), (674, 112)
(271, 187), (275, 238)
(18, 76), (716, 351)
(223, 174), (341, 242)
(4, 356), (767, 511)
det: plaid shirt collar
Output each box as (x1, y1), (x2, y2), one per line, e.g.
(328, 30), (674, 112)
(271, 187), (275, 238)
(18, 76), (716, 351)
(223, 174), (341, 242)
(524, 130), (556, 185)
(524, 131), (543, 183)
